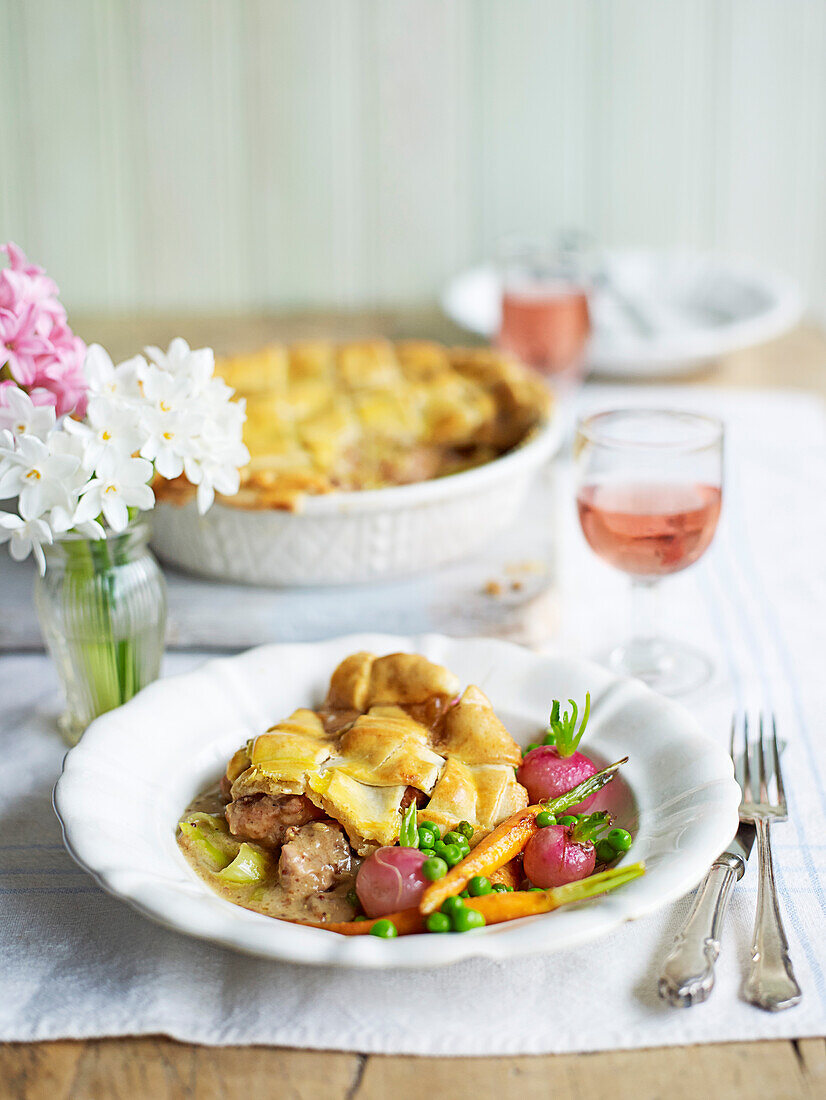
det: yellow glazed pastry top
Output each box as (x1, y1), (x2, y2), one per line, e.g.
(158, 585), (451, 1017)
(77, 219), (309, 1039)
(224, 651), (528, 853)
(157, 339), (550, 510)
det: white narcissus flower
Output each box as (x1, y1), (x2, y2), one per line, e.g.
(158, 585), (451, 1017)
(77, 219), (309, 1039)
(0, 433), (82, 520)
(184, 451), (244, 514)
(65, 393), (144, 473)
(0, 386), (56, 441)
(0, 335), (248, 578)
(75, 449), (154, 533)
(145, 338), (214, 393)
(43, 428), (103, 537)
(0, 429), (23, 498)
(0, 509), (53, 574)
(182, 405), (249, 514)
(83, 344), (144, 402)
(137, 362), (203, 479)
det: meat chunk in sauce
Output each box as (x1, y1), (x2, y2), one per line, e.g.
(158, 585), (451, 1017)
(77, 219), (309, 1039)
(278, 821), (352, 898)
(400, 785), (427, 810)
(225, 793), (324, 849)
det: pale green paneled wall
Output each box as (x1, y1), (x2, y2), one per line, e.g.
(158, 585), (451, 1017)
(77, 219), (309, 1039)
(1, 0), (824, 314)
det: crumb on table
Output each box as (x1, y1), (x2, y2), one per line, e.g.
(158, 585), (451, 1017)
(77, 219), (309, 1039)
(504, 559), (547, 577)
(483, 579), (503, 597)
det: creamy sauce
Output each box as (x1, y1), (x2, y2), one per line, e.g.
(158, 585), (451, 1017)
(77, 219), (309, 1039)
(178, 690), (472, 923)
(177, 788), (359, 924)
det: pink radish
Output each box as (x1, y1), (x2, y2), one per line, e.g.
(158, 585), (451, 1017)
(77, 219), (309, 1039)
(517, 693), (597, 812)
(355, 846), (429, 918)
(523, 812), (611, 889)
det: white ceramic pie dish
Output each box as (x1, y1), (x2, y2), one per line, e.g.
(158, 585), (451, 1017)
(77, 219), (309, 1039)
(54, 633), (740, 969)
(149, 414), (561, 586)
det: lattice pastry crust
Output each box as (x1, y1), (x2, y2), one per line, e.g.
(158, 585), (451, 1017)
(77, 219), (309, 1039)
(155, 340), (550, 510)
(225, 652), (528, 854)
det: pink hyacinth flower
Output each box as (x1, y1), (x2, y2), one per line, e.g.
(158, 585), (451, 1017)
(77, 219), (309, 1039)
(36, 358), (88, 417)
(1, 242), (45, 276)
(0, 304), (50, 386)
(0, 242), (88, 417)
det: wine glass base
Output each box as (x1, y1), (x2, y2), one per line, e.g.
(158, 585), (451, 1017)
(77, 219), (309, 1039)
(606, 638), (714, 697)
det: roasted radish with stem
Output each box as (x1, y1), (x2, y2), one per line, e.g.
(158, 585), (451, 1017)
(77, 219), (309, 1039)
(420, 758), (627, 914)
(523, 810), (616, 888)
(518, 693), (600, 812)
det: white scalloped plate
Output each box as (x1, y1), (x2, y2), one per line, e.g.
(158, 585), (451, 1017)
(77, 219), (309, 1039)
(54, 634), (740, 969)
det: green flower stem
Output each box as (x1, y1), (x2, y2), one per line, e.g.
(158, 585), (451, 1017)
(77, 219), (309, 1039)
(62, 533), (137, 720)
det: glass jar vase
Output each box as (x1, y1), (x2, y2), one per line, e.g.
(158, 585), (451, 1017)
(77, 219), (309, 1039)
(34, 521), (167, 745)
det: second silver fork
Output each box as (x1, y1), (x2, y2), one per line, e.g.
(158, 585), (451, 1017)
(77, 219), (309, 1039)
(733, 712), (802, 1012)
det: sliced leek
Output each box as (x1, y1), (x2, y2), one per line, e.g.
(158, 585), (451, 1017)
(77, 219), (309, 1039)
(216, 842), (268, 884)
(183, 811), (228, 831)
(179, 815), (229, 869)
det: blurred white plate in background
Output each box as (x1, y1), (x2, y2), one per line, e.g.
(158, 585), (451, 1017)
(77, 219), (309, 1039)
(442, 249), (802, 377)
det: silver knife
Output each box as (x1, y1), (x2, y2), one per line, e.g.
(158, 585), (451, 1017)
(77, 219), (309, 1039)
(658, 821), (756, 1007)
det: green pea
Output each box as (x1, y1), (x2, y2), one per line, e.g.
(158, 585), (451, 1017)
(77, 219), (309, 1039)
(543, 732), (555, 746)
(443, 831), (466, 848)
(354, 915), (368, 922)
(442, 843), (463, 867)
(525, 742), (540, 754)
(369, 919), (397, 938)
(418, 825), (438, 849)
(535, 811), (556, 828)
(456, 821), (473, 840)
(419, 847), (435, 860)
(528, 886), (544, 892)
(558, 815), (577, 827)
(452, 907), (486, 933)
(607, 827), (633, 853)
(421, 821), (441, 841)
(432, 840), (448, 858)
(426, 912), (451, 934)
(440, 895), (465, 916)
(422, 856), (448, 881)
(491, 883), (509, 893)
(595, 839), (616, 864)
(459, 889), (470, 898)
(468, 875), (492, 897)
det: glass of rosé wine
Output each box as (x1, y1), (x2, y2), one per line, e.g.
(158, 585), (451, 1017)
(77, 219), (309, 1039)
(574, 409), (724, 695)
(497, 237), (591, 383)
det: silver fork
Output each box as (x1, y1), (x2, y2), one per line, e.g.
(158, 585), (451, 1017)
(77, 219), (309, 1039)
(732, 712), (802, 1011)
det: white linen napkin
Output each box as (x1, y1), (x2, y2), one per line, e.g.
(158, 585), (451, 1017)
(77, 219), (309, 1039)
(1, 386), (825, 1054)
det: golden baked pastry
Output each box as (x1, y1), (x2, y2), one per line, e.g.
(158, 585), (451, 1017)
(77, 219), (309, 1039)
(224, 651), (528, 854)
(156, 340), (550, 510)
(422, 758), (527, 836)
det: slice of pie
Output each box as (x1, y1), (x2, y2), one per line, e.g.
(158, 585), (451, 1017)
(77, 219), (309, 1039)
(223, 651), (528, 855)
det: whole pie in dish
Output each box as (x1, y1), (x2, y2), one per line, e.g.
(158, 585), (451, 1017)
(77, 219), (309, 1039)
(156, 339), (550, 510)
(178, 651), (528, 923)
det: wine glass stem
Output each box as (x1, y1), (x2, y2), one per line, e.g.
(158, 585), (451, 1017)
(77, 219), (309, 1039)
(620, 578), (667, 678)
(631, 577), (659, 641)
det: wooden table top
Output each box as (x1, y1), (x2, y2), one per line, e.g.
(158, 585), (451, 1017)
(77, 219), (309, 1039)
(3, 314), (825, 1100)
